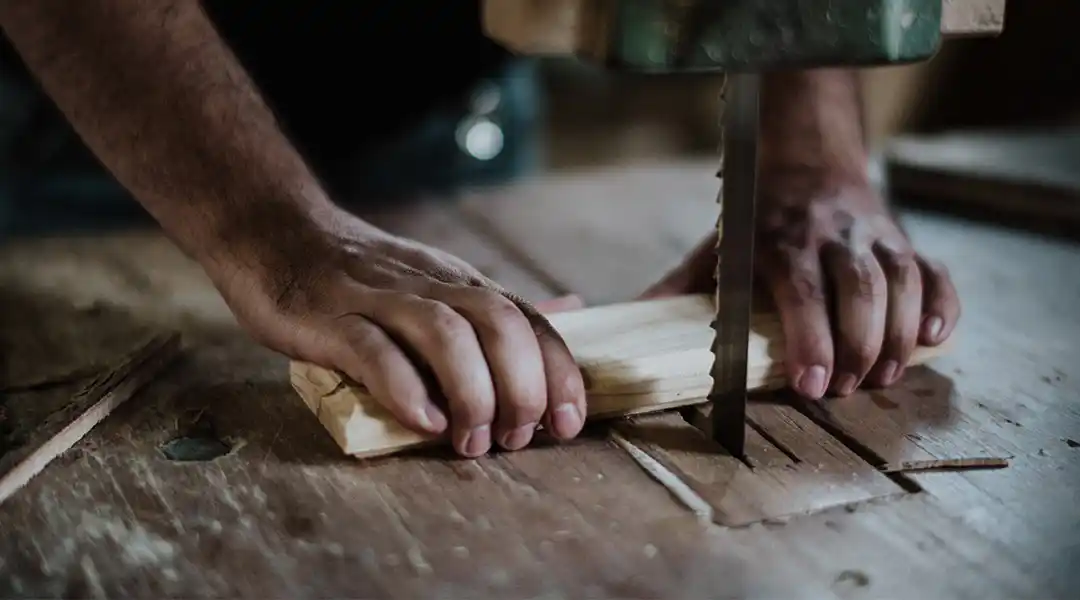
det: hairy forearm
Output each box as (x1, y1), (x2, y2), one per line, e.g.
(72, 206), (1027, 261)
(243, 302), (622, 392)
(0, 0), (335, 259)
(759, 68), (867, 182)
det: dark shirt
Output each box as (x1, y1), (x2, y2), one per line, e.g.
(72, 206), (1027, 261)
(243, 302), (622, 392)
(201, 1), (511, 169)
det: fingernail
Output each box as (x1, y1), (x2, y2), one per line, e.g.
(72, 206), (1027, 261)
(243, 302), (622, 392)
(500, 422), (538, 451)
(835, 374), (859, 396)
(552, 404), (583, 438)
(418, 405), (447, 433)
(924, 316), (944, 341)
(462, 425), (490, 457)
(880, 361), (900, 386)
(798, 365), (828, 399)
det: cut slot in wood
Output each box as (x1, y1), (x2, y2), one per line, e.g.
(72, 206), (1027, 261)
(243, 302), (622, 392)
(290, 295), (949, 459)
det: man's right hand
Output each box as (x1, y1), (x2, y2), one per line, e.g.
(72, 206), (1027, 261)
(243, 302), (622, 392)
(204, 206), (587, 457)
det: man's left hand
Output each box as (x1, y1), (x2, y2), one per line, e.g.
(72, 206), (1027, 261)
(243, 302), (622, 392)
(640, 171), (960, 400)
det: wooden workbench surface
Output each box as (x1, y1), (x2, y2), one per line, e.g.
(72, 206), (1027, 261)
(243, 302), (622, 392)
(1, 159), (1077, 598)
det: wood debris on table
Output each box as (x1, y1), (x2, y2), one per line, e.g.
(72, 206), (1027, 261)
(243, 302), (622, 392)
(880, 457), (1011, 474)
(0, 333), (181, 504)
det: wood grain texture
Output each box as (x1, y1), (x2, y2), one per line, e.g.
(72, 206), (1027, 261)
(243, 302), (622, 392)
(0, 201), (826, 598)
(616, 409), (905, 527)
(463, 158), (1080, 594)
(0, 166), (1073, 597)
(290, 295), (946, 459)
(0, 333), (180, 505)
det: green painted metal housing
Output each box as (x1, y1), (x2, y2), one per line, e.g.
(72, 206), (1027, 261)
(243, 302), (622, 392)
(608, 0), (943, 72)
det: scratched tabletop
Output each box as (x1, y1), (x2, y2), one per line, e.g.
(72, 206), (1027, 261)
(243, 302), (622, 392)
(0, 159), (1077, 599)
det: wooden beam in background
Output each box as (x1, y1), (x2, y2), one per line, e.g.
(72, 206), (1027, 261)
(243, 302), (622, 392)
(484, 0), (1007, 57)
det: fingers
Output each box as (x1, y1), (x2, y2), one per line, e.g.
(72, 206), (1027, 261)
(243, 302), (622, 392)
(516, 300), (587, 442)
(866, 245), (922, 387)
(326, 315), (449, 436)
(363, 292), (498, 457)
(761, 246), (834, 400)
(917, 256), (961, 345)
(822, 243), (888, 396)
(433, 287), (549, 452)
(343, 285), (587, 457)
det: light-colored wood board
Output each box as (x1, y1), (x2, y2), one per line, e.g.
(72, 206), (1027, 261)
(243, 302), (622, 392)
(290, 295), (946, 458)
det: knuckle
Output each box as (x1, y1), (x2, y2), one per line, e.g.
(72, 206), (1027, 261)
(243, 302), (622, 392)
(547, 366), (585, 403)
(788, 270), (826, 304)
(475, 291), (528, 329)
(845, 258), (886, 299)
(341, 327), (394, 374)
(850, 341), (881, 369)
(876, 247), (917, 278)
(768, 249), (826, 305)
(500, 399), (546, 429)
(344, 332), (383, 370)
(765, 243), (804, 273)
(451, 394), (495, 427)
(418, 300), (472, 341)
(510, 389), (547, 418)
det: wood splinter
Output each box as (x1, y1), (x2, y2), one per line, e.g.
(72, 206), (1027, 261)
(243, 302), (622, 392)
(880, 457), (1010, 474)
(0, 333), (182, 505)
(290, 295), (950, 459)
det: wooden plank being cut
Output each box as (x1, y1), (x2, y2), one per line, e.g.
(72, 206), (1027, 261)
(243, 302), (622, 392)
(290, 295), (946, 459)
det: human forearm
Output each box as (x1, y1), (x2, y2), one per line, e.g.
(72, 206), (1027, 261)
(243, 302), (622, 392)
(0, 0), (336, 259)
(759, 68), (868, 184)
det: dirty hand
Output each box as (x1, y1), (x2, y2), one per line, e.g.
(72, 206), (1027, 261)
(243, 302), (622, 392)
(639, 172), (960, 400)
(202, 205), (587, 456)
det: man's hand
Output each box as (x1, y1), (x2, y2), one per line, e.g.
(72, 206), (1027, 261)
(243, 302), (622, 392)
(205, 206), (587, 457)
(641, 69), (960, 400)
(0, 0), (589, 458)
(642, 173), (959, 400)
